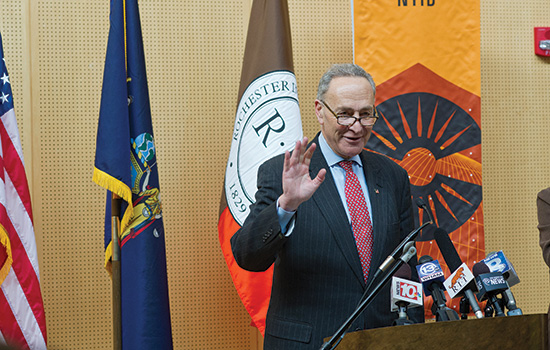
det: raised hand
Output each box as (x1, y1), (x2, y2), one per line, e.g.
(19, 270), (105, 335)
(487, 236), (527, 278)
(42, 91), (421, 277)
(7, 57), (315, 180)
(278, 137), (326, 212)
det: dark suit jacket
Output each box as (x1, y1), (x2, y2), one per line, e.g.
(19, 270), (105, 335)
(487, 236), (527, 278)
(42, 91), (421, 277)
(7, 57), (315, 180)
(537, 187), (550, 349)
(231, 134), (423, 349)
(538, 187), (550, 268)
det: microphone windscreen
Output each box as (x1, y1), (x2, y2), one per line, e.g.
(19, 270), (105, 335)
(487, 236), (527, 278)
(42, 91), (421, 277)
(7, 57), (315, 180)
(415, 198), (426, 208)
(418, 255), (433, 264)
(434, 228), (462, 271)
(394, 263), (412, 280)
(472, 261), (491, 277)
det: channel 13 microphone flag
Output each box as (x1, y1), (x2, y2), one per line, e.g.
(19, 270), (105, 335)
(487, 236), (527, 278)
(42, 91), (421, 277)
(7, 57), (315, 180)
(93, 0), (173, 348)
(353, 0), (484, 317)
(0, 32), (47, 350)
(218, 0), (302, 334)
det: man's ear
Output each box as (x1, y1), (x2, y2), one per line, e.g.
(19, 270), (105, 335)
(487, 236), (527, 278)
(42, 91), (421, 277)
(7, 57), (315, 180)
(314, 100), (324, 125)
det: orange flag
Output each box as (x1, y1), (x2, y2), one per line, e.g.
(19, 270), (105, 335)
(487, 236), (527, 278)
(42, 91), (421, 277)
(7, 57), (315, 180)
(218, 0), (302, 334)
(353, 0), (484, 317)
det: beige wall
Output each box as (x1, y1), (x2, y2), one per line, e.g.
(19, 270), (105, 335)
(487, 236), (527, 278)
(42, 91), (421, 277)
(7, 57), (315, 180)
(0, 0), (549, 348)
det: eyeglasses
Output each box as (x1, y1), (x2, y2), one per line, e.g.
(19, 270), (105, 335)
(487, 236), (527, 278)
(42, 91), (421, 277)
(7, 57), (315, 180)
(320, 100), (378, 127)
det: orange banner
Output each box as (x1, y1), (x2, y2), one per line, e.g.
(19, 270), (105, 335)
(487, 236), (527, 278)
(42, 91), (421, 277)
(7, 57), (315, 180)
(354, 1), (480, 95)
(354, 0), (484, 318)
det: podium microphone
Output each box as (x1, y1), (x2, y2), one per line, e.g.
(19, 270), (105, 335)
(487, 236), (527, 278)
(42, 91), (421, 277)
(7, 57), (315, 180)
(416, 255), (459, 321)
(472, 262), (506, 317)
(416, 197), (434, 223)
(390, 263), (423, 326)
(370, 199), (433, 287)
(483, 251), (520, 287)
(434, 228), (484, 319)
(482, 251), (523, 315)
(320, 242), (417, 350)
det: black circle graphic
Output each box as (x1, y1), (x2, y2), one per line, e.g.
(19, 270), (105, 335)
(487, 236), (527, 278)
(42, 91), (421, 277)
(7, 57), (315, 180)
(367, 92), (482, 241)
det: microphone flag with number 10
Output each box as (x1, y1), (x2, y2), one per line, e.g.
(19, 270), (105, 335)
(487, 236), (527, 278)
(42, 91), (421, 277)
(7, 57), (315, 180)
(353, 0), (484, 317)
(218, 0), (302, 335)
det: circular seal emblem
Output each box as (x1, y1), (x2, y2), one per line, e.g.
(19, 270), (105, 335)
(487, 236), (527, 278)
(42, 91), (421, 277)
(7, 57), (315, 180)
(225, 71), (302, 225)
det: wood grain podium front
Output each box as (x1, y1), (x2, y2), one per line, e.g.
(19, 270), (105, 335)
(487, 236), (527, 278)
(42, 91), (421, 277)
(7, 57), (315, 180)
(327, 314), (548, 350)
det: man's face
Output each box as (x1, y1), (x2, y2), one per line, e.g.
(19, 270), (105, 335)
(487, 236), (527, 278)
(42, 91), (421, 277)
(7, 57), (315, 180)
(315, 76), (375, 159)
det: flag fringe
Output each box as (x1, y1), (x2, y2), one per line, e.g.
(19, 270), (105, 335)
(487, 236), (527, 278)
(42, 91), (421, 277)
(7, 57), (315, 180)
(93, 167), (133, 276)
(0, 225), (12, 285)
(92, 167), (134, 227)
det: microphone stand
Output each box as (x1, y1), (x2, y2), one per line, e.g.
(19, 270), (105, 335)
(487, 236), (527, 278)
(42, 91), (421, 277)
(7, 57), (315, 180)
(359, 219), (432, 305)
(459, 297), (470, 320)
(365, 199), (433, 296)
(431, 294), (459, 321)
(392, 304), (415, 326)
(319, 242), (417, 350)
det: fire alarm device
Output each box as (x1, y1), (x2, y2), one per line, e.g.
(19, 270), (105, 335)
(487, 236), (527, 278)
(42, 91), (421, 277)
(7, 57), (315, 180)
(534, 27), (550, 56)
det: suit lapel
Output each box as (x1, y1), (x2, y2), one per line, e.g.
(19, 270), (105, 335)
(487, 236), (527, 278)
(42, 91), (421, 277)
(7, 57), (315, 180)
(308, 136), (365, 286)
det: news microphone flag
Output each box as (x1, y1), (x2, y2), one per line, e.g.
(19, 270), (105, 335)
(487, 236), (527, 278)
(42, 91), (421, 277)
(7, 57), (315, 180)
(416, 259), (445, 297)
(0, 33), (47, 350)
(218, 0), (302, 334)
(93, 0), (173, 348)
(390, 277), (423, 312)
(483, 250), (521, 313)
(483, 250), (520, 287)
(475, 272), (507, 302)
(473, 262), (507, 317)
(443, 262), (476, 299)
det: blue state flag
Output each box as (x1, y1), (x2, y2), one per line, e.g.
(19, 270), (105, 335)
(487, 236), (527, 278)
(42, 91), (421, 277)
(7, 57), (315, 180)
(93, 0), (173, 348)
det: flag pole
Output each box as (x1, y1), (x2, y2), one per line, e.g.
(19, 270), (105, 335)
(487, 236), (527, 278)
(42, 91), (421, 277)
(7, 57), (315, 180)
(111, 193), (122, 350)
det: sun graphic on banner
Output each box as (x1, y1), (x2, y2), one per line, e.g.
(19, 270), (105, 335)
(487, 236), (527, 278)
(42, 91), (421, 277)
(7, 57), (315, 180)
(366, 63), (485, 318)
(366, 92), (482, 241)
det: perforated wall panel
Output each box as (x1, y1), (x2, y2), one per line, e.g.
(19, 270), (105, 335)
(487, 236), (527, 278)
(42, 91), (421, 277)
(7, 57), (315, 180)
(33, 1), (113, 348)
(2, 0), (550, 349)
(289, 0), (354, 140)
(481, 0), (550, 316)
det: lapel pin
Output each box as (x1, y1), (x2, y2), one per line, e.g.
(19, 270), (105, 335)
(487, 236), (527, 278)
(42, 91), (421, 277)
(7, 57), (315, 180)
(375, 189), (379, 194)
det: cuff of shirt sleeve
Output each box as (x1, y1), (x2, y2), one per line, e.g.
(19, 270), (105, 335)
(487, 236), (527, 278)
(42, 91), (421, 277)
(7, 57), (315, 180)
(276, 198), (296, 236)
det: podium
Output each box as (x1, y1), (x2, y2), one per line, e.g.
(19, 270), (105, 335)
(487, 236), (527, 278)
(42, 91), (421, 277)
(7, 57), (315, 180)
(329, 314), (548, 350)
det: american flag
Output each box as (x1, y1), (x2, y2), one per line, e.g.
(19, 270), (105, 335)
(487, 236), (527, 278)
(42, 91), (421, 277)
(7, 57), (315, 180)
(0, 33), (47, 349)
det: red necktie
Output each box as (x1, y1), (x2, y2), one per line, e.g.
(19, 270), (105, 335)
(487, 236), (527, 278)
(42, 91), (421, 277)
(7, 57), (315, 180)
(339, 160), (374, 283)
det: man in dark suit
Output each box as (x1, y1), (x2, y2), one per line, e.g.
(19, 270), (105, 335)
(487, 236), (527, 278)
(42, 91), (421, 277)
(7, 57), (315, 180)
(537, 186), (550, 349)
(538, 187), (550, 268)
(231, 64), (423, 349)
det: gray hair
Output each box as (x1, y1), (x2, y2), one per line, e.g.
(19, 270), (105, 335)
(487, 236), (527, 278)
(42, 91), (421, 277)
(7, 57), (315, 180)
(316, 63), (376, 100)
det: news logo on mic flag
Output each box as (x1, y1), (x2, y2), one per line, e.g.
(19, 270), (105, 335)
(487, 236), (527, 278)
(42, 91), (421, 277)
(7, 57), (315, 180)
(443, 262), (475, 299)
(483, 250), (520, 287)
(390, 277), (423, 312)
(475, 272), (507, 302)
(416, 259), (445, 297)
(218, 0), (302, 334)
(93, 0), (172, 348)
(0, 33), (47, 350)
